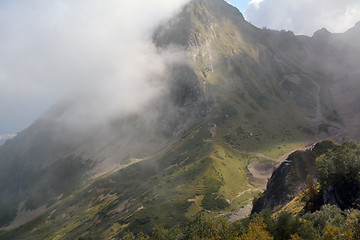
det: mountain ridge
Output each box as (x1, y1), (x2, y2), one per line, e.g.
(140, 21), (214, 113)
(0, 0), (360, 238)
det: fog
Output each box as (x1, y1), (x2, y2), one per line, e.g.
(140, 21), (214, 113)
(0, 0), (190, 134)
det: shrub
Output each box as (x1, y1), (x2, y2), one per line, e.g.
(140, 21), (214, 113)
(316, 141), (360, 209)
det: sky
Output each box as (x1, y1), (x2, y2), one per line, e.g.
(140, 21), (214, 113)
(1, 0), (360, 137)
(243, 0), (360, 36)
(226, 0), (249, 13)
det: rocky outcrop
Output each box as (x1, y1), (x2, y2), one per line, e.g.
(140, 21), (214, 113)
(252, 141), (338, 213)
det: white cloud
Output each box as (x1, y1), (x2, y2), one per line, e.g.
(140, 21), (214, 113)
(0, 134), (17, 141)
(0, 0), (189, 133)
(248, 0), (264, 9)
(245, 0), (360, 35)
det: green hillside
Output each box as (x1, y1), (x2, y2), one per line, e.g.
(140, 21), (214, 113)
(0, 0), (359, 238)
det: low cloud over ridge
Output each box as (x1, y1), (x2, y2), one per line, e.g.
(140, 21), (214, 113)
(0, 0), (190, 133)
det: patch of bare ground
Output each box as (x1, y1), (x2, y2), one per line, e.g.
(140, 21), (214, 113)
(247, 161), (276, 188)
(229, 202), (253, 222)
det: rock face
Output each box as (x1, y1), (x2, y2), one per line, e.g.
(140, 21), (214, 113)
(252, 141), (338, 213)
(253, 140), (360, 214)
(322, 185), (344, 207)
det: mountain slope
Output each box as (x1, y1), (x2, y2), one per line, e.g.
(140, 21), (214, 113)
(0, 0), (360, 238)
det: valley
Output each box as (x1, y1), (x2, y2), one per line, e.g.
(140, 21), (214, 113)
(0, 0), (359, 238)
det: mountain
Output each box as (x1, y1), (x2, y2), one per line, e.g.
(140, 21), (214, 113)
(0, 0), (360, 238)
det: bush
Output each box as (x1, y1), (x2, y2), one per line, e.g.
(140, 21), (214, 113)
(316, 141), (360, 209)
(202, 193), (229, 210)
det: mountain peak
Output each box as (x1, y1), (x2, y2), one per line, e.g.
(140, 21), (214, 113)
(204, 0), (245, 20)
(312, 27), (331, 39)
(154, 0), (247, 48)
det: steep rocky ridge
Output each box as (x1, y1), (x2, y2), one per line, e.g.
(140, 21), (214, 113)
(0, 0), (359, 238)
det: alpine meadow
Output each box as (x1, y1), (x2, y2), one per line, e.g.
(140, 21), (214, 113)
(0, 0), (360, 239)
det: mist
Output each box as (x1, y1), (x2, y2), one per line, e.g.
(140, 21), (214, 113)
(0, 0), (190, 134)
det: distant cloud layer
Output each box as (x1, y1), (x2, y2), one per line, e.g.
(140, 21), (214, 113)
(245, 0), (360, 35)
(0, 0), (189, 133)
(0, 134), (16, 141)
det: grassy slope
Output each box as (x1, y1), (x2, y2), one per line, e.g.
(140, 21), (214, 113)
(0, 122), (263, 239)
(0, 114), (172, 227)
(187, 0), (317, 155)
(0, 0), (342, 238)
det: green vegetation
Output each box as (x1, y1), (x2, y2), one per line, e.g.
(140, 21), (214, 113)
(0, 0), (351, 238)
(0, 154), (93, 226)
(249, 140), (360, 239)
(0, 123), (268, 239)
(317, 141), (360, 209)
(3, 139), (359, 239)
(121, 206), (360, 239)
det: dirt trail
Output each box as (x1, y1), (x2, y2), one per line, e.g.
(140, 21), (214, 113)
(229, 202), (253, 222)
(230, 187), (256, 202)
